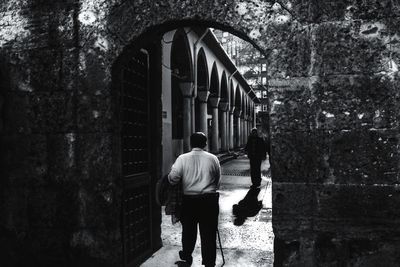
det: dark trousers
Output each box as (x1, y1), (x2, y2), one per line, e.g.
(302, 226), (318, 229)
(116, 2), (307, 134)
(250, 158), (262, 187)
(181, 194), (219, 266)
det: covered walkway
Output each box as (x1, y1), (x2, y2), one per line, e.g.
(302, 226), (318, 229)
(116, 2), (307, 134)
(141, 156), (273, 266)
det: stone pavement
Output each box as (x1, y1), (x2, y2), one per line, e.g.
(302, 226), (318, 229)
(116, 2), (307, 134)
(141, 156), (274, 267)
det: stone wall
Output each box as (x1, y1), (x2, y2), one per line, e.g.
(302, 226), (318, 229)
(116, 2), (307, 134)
(0, 0), (399, 266)
(266, 1), (400, 266)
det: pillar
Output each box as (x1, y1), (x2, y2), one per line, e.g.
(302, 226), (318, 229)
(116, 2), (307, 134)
(209, 97), (220, 153)
(219, 102), (229, 152)
(197, 91), (210, 150)
(191, 97), (195, 134)
(254, 108), (257, 128)
(179, 82), (194, 152)
(244, 115), (248, 143)
(229, 107), (235, 150)
(235, 109), (241, 148)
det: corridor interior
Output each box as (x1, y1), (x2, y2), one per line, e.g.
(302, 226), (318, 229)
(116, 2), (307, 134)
(141, 155), (274, 266)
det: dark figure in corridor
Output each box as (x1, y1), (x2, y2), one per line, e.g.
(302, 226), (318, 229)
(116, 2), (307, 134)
(245, 128), (268, 188)
(232, 187), (262, 226)
(168, 132), (221, 267)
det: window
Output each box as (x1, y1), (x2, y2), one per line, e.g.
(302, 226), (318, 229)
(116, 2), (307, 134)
(261, 63), (267, 72)
(262, 90), (267, 98)
(262, 77), (267, 85)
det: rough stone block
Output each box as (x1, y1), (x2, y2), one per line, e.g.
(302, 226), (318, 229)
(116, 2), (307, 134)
(1, 134), (47, 187)
(7, 47), (77, 92)
(270, 128), (400, 184)
(27, 183), (79, 229)
(274, 236), (315, 267)
(76, 94), (114, 133)
(346, 239), (400, 267)
(292, 0), (400, 22)
(266, 25), (312, 78)
(312, 20), (395, 76)
(270, 131), (321, 183)
(272, 182), (314, 222)
(46, 134), (77, 183)
(75, 133), (116, 181)
(268, 83), (316, 133)
(323, 129), (400, 184)
(311, 74), (399, 131)
(3, 91), (75, 134)
(313, 184), (400, 236)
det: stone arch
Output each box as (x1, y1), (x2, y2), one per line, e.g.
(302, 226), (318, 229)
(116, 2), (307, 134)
(209, 62), (219, 98)
(170, 28), (193, 81)
(108, 15), (272, 267)
(171, 28), (193, 140)
(220, 71), (228, 103)
(197, 47), (209, 92)
(195, 47), (209, 132)
(229, 80), (235, 109)
(235, 84), (242, 110)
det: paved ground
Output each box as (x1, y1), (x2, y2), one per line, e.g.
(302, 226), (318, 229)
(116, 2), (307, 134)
(141, 156), (274, 267)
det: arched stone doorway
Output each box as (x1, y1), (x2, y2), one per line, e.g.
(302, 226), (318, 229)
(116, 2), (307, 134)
(113, 24), (263, 266)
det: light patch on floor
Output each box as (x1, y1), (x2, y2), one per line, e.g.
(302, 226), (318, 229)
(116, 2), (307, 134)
(142, 157), (274, 266)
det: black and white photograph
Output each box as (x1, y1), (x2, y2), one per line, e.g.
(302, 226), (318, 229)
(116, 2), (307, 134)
(0, 1), (399, 266)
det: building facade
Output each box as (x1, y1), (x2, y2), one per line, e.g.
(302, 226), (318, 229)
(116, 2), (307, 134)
(161, 28), (259, 175)
(213, 30), (269, 136)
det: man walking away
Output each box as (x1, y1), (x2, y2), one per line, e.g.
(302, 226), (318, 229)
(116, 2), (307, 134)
(245, 128), (267, 188)
(168, 132), (221, 267)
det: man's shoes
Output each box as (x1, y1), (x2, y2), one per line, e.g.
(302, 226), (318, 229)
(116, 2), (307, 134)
(177, 251), (192, 266)
(174, 260), (191, 267)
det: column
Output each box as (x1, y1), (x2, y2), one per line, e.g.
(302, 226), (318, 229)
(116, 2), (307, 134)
(209, 97), (220, 153)
(244, 115), (248, 142)
(235, 109), (241, 148)
(240, 114), (246, 146)
(229, 107), (235, 150)
(197, 91), (210, 135)
(253, 108), (257, 128)
(179, 82), (194, 152)
(191, 97), (195, 134)
(219, 102), (229, 152)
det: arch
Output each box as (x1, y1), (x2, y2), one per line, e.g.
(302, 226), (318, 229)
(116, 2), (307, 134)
(209, 62), (219, 97)
(235, 84), (242, 110)
(195, 47), (209, 132)
(171, 28), (193, 82)
(113, 19), (269, 67)
(230, 80), (235, 109)
(197, 47), (209, 91)
(220, 71), (228, 103)
(170, 29), (193, 140)
(110, 19), (269, 267)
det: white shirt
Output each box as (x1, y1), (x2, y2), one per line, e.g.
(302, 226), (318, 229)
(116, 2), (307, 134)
(168, 148), (221, 195)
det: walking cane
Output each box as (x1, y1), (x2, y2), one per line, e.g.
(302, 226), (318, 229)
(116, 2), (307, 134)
(217, 228), (225, 266)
